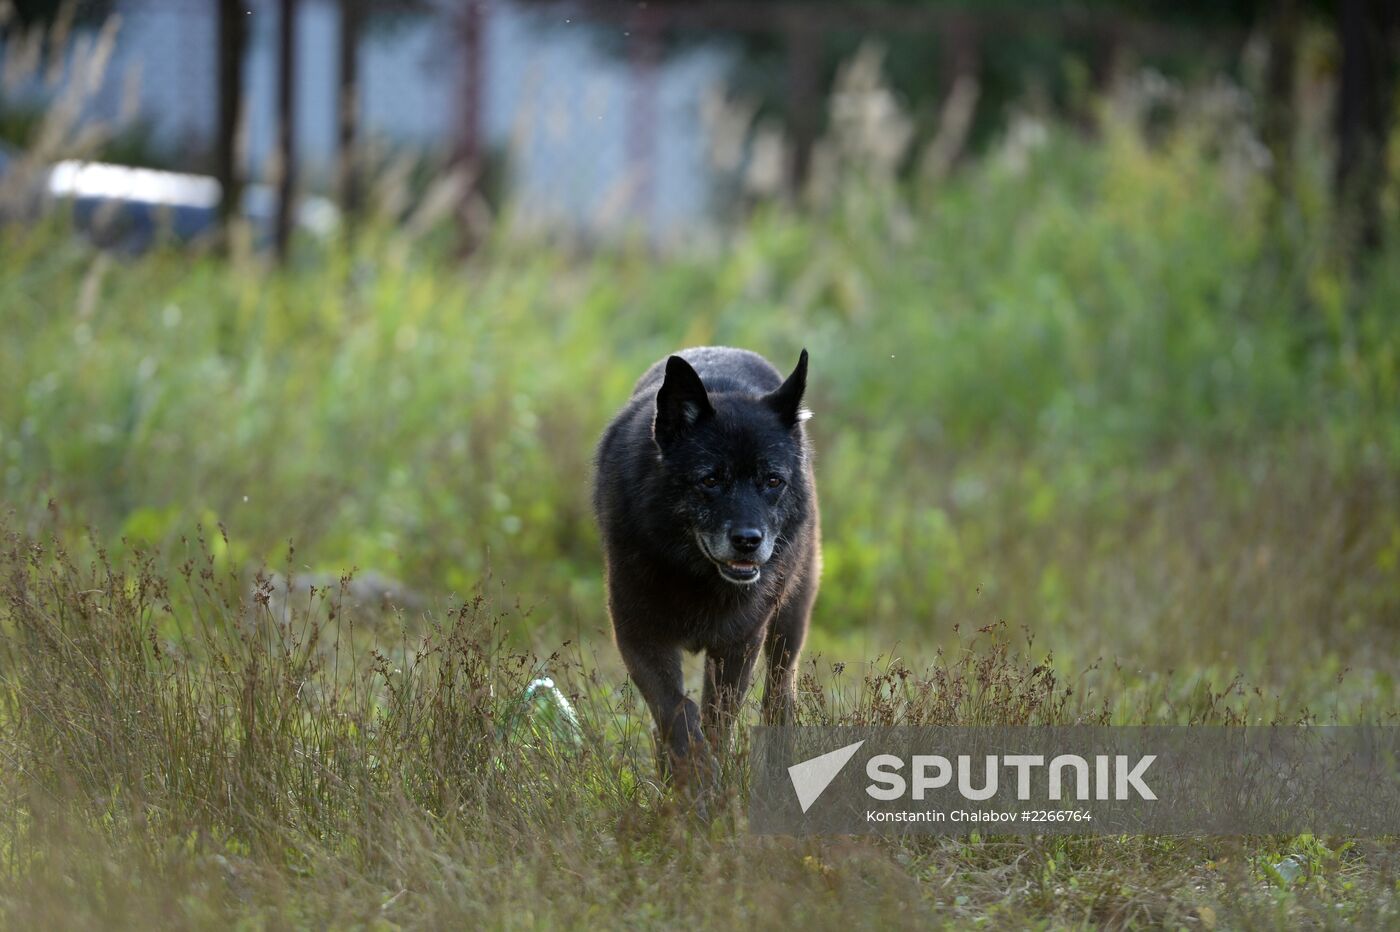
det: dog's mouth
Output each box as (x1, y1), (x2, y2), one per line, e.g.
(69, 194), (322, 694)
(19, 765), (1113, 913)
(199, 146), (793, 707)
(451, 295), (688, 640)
(696, 533), (764, 585)
(717, 560), (761, 584)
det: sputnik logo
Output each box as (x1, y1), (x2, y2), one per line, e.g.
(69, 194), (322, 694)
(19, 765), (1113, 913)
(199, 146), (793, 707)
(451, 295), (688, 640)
(788, 740), (865, 813)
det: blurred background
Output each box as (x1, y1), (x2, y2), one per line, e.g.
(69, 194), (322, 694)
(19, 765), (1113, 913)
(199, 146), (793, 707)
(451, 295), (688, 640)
(3, 0), (1395, 243)
(2, 0), (1398, 686)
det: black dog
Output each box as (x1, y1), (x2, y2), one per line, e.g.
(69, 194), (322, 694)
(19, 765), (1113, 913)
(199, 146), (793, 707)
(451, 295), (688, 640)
(593, 347), (820, 780)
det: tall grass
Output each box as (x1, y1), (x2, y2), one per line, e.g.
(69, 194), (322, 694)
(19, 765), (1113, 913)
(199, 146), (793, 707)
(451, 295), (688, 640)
(1, 521), (1394, 928)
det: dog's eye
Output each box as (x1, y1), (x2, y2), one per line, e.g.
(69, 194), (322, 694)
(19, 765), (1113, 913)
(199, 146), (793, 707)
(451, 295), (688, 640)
(699, 475), (720, 489)
(765, 475), (785, 489)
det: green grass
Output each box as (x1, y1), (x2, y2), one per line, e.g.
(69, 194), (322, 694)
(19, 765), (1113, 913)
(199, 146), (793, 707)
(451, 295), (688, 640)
(2, 105), (1399, 927)
(0, 525), (1395, 929)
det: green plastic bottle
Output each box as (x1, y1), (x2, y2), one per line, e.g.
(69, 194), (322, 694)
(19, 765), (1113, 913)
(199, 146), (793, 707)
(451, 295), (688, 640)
(510, 675), (583, 749)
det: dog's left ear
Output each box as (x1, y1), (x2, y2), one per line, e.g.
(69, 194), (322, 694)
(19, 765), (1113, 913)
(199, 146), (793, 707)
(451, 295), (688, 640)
(765, 349), (810, 429)
(655, 355), (715, 448)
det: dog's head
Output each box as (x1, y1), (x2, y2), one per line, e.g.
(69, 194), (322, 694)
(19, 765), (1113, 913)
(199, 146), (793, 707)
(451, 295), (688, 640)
(652, 351), (810, 585)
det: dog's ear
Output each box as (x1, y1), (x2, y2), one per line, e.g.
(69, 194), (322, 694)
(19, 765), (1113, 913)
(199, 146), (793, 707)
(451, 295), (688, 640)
(765, 349), (810, 429)
(654, 355), (714, 448)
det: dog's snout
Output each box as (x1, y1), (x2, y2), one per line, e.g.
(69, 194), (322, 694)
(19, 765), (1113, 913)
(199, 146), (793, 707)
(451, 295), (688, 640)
(729, 528), (764, 554)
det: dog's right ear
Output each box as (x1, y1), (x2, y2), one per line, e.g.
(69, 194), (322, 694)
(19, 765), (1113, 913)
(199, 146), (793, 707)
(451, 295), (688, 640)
(765, 348), (810, 429)
(654, 355), (714, 449)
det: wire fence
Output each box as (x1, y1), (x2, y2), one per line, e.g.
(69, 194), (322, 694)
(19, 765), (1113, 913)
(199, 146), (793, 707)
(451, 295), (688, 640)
(3, 0), (1291, 239)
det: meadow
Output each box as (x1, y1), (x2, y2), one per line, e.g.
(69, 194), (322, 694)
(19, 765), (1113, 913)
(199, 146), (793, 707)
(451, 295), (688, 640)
(2, 84), (1400, 927)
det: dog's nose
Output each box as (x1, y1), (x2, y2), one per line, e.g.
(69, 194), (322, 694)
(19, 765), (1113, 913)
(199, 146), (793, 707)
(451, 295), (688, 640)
(730, 528), (764, 554)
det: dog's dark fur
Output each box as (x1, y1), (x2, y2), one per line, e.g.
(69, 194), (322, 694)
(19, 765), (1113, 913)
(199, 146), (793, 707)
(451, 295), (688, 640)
(593, 346), (820, 778)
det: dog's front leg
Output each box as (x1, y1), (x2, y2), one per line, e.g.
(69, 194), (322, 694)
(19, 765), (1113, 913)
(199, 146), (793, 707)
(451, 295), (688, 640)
(762, 547), (818, 725)
(701, 637), (762, 755)
(615, 634), (705, 783)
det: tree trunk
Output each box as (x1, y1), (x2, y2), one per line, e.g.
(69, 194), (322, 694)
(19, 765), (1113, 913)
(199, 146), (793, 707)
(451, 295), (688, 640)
(1263, 0), (1298, 197)
(626, 5), (660, 227)
(456, 0), (486, 252)
(215, 0), (247, 231)
(784, 13), (819, 199)
(275, 0), (298, 263)
(337, 0), (362, 226)
(1335, 0), (1399, 255)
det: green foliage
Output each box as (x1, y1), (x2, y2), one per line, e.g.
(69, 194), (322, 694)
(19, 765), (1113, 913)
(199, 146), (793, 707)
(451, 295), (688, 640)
(3, 111), (1398, 677)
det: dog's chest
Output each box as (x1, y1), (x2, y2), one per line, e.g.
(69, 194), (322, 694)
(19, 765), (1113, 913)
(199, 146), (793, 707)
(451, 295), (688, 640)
(671, 584), (779, 651)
